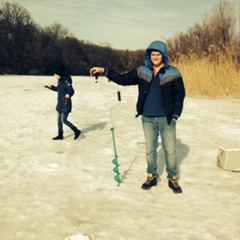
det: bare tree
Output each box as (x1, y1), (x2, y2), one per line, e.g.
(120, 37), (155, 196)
(0, 2), (38, 73)
(40, 23), (72, 74)
(210, 0), (236, 47)
(167, 0), (237, 60)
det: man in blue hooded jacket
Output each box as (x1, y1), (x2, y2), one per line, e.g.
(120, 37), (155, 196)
(90, 40), (185, 193)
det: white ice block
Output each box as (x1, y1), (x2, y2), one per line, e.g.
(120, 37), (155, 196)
(217, 147), (240, 171)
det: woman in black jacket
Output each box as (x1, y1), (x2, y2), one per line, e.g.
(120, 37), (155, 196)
(45, 65), (81, 140)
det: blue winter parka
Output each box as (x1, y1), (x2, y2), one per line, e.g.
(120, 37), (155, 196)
(104, 40), (185, 125)
(50, 75), (74, 113)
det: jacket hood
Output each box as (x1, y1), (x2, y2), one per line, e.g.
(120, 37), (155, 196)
(54, 65), (66, 77)
(144, 41), (169, 69)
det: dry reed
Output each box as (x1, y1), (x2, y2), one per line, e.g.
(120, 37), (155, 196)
(174, 47), (240, 98)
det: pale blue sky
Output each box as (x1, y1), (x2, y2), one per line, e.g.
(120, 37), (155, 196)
(5, 0), (240, 50)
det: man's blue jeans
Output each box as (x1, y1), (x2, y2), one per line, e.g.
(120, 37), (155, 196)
(142, 116), (177, 179)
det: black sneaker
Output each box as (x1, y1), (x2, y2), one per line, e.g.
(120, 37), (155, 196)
(141, 174), (157, 190)
(168, 176), (182, 194)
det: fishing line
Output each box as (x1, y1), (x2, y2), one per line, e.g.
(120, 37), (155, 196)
(94, 74), (122, 185)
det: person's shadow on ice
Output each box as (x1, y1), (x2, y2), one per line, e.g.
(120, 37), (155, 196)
(64, 122), (107, 139)
(81, 122), (107, 133)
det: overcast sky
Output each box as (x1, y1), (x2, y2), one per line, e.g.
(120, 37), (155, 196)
(5, 0), (240, 50)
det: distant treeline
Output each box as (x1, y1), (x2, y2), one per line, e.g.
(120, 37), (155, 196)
(0, 1), (239, 75)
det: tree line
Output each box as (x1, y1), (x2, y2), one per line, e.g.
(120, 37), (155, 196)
(0, 1), (238, 75)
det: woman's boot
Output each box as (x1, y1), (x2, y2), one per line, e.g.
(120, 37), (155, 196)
(72, 127), (81, 140)
(52, 130), (63, 140)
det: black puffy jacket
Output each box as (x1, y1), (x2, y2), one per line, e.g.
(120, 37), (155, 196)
(106, 67), (185, 125)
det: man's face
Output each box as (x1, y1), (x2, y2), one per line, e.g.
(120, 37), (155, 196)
(150, 51), (163, 67)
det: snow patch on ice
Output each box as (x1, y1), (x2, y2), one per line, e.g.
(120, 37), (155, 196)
(39, 163), (60, 173)
(65, 233), (91, 240)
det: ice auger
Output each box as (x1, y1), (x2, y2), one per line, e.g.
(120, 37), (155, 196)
(110, 90), (121, 186)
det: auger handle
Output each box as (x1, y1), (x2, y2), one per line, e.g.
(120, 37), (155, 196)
(117, 91), (121, 101)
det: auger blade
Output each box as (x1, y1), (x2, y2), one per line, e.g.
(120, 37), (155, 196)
(112, 158), (119, 165)
(113, 166), (119, 173)
(114, 175), (121, 184)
